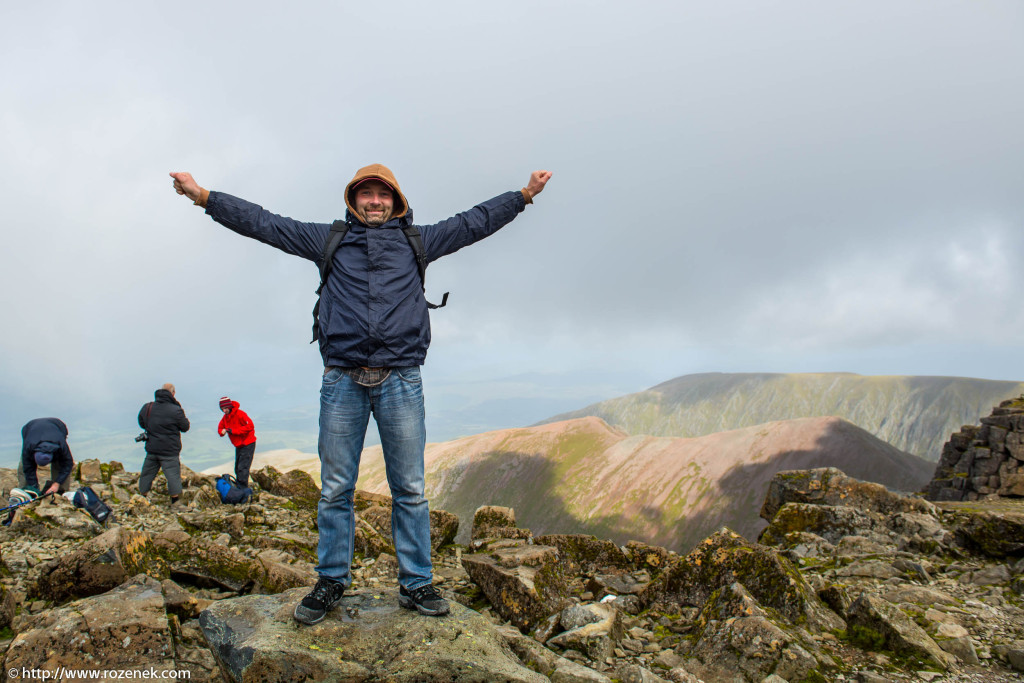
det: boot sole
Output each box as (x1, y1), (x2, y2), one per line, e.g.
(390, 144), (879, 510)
(293, 604), (327, 625)
(293, 596), (343, 625)
(398, 595), (450, 616)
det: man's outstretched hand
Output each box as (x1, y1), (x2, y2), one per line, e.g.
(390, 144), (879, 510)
(526, 170), (552, 197)
(170, 172), (204, 203)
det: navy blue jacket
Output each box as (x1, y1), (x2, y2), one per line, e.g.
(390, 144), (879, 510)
(206, 190), (526, 367)
(20, 417), (74, 489)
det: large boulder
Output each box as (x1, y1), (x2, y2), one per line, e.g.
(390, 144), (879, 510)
(6, 576), (179, 678)
(30, 526), (167, 604)
(151, 531), (309, 595)
(250, 466), (320, 509)
(643, 528), (844, 634)
(546, 602), (623, 661)
(944, 503), (1024, 558)
(687, 582), (827, 683)
(472, 505), (531, 541)
(845, 593), (952, 670)
(461, 541), (574, 632)
(761, 467), (934, 523)
(759, 502), (888, 546)
(199, 587), (548, 682)
(534, 534), (635, 575)
(177, 510), (246, 538)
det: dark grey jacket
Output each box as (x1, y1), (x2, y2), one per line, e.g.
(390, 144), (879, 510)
(139, 389), (190, 458)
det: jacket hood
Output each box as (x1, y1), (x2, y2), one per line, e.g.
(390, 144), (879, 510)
(154, 388), (178, 404)
(344, 164), (409, 222)
(225, 400), (240, 411)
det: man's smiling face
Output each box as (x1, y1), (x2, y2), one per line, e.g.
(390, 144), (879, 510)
(354, 179), (395, 226)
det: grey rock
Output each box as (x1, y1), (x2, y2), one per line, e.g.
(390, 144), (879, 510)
(762, 467), (935, 522)
(963, 564), (1011, 586)
(550, 661), (613, 682)
(689, 582), (824, 683)
(613, 663), (671, 682)
(846, 593), (952, 670)
(836, 535), (895, 557)
(647, 529), (844, 634)
(936, 634), (979, 665)
(547, 602), (622, 661)
(472, 505), (530, 541)
(836, 560), (902, 580)
(560, 604), (605, 631)
(30, 526), (166, 604)
(5, 575), (216, 681)
(200, 587), (547, 682)
(881, 586), (959, 607)
(461, 542), (572, 631)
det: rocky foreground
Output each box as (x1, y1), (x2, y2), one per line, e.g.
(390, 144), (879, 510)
(0, 459), (1021, 682)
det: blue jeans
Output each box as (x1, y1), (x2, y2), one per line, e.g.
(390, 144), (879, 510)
(316, 366), (432, 590)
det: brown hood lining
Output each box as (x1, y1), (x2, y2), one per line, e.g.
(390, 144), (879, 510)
(344, 163), (409, 221)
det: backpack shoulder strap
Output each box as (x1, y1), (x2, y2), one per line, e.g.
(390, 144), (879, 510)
(311, 220), (350, 342)
(401, 225), (448, 310)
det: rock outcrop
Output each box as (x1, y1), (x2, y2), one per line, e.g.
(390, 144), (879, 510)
(927, 397), (1024, 501)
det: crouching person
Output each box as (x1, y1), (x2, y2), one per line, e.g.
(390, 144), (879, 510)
(19, 417), (74, 498)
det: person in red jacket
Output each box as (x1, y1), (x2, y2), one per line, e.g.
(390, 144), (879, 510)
(217, 396), (257, 487)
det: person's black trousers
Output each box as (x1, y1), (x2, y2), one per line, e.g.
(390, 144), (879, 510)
(235, 442), (256, 488)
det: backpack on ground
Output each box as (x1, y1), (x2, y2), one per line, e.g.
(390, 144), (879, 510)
(311, 220), (448, 342)
(71, 486), (113, 524)
(216, 474), (253, 505)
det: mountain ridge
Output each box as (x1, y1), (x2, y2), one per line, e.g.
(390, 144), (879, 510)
(538, 372), (1024, 460)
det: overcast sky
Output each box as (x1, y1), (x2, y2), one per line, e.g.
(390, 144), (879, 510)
(2, 1), (1022, 467)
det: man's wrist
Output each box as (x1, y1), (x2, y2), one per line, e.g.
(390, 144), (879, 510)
(520, 188), (533, 205)
(194, 188), (210, 208)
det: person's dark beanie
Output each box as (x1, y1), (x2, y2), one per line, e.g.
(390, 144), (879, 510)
(219, 396), (232, 410)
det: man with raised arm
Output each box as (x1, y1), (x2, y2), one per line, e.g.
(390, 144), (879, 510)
(170, 164), (551, 624)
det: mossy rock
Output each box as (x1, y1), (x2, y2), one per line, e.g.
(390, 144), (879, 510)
(533, 534), (633, 574)
(251, 466), (320, 510)
(643, 528), (844, 633)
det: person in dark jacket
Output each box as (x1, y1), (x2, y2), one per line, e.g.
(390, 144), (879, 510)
(138, 383), (190, 504)
(170, 164), (551, 625)
(19, 417), (74, 496)
(217, 396), (257, 487)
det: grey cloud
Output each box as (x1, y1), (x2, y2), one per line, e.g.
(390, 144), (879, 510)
(1, 0), (1022, 448)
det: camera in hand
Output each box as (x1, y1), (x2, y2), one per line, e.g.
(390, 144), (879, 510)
(134, 432), (148, 442)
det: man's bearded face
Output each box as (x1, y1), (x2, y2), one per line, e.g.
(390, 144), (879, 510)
(354, 180), (395, 226)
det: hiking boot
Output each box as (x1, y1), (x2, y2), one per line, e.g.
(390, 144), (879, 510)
(294, 576), (346, 625)
(398, 584), (450, 616)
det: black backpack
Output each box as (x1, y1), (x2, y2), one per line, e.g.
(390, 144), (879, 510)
(310, 219), (448, 342)
(216, 474), (253, 505)
(72, 486), (113, 524)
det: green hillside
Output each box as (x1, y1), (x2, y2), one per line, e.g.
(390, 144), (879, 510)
(359, 415), (934, 553)
(540, 373), (1024, 460)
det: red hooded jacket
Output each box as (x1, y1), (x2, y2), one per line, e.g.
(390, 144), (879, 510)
(217, 402), (256, 447)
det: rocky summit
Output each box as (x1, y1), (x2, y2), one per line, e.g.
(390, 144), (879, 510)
(0, 439), (1022, 680)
